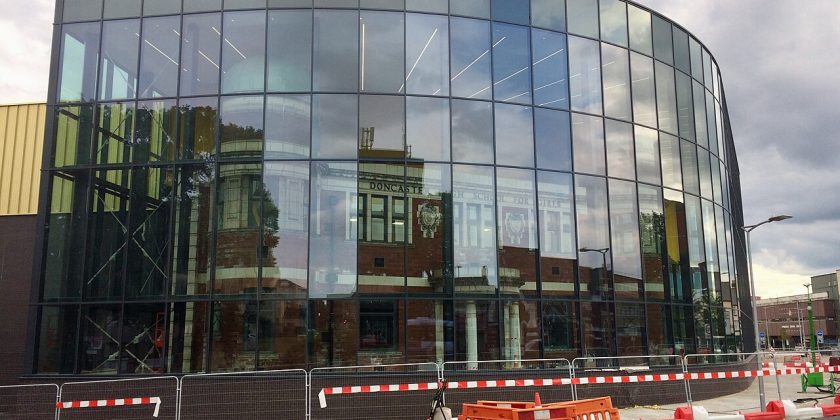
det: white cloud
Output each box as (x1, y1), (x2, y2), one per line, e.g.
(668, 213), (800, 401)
(0, 0), (53, 104)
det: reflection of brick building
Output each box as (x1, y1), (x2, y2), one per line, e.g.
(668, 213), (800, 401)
(757, 293), (837, 349)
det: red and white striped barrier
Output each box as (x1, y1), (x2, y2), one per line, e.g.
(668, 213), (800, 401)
(767, 397), (840, 419)
(317, 365), (840, 408)
(56, 396), (162, 417)
(673, 405), (782, 420)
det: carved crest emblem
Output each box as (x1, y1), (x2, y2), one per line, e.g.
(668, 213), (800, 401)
(416, 202), (441, 238)
(504, 212), (525, 245)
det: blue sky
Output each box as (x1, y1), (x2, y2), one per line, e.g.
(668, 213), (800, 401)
(1, 0), (837, 298)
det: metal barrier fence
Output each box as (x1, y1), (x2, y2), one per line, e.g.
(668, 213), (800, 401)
(310, 362), (439, 419)
(4, 350), (840, 419)
(0, 383), (59, 420)
(179, 369), (307, 420)
(58, 376), (178, 419)
(441, 358), (573, 410)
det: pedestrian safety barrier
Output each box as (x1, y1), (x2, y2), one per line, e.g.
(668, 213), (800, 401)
(4, 351), (840, 419)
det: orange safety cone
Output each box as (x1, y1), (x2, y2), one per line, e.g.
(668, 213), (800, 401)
(534, 392), (542, 407)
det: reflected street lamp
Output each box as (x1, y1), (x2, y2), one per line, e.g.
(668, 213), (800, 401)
(579, 247), (609, 295)
(742, 214), (792, 411)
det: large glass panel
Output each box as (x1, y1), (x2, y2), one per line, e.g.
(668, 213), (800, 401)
(672, 305), (695, 354)
(54, 105), (95, 167)
(63, 0), (102, 22)
(581, 301), (615, 358)
(627, 5), (652, 55)
(405, 14), (449, 96)
(104, 0), (141, 19)
(184, 0), (222, 12)
(639, 185), (666, 301)
(572, 113), (605, 175)
(534, 108), (571, 172)
(601, 44), (631, 120)
(313, 10), (359, 92)
(664, 189), (690, 303)
(680, 139), (699, 195)
(407, 0), (446, 13)
(118, 304), (166, 372)
(711, 157), (723, 204)
(494, 104), (533, 167)
(684, 194), (706, 302)
(450, 17), (491, 100)
(99, 19), (140, 101)
(451, 99), (493, 164)
(309, 162), (357, 298)
(702, 49), (714, 90)
(455, 301), (500, 362)
(701, 200), (719, 299)
(178, 96), (218, 160)
(314, 0), (357, 7)
(609, 179), (641, 300)
(180, 13), (222, 96)
(42, 173), (88, 300)
(599, 0), (627, 46)
(491, 0), (528, 25)
(79, 305), (122, 373)
(213, 162), (262, 296)
(225, 0), (265, 8)
(542, 301), (577, 359)
(531, 0), (565, 32)
(537, 171), (576, 297)
(312, 94), (357, 159)
(407, 299), (453, 363)
(676, 72), (695, 141)
(309, 300), (358, 367)
(263, 162), (310, 297)
(160, 306), (202, 373)
(616, 303), (645, 355)
(95, 102), (135, 165)
(144, 0), (180, 15)
(630, 52), (656, 128)
(647, 304), (671, 358)
(531, 29), (568, 109)
(359, 95), (405, 156)
(576, 175), (611, 298)
(358, 163), (406, 294)
(660, 133), (682, 190)
(125, 166), (173, 298)
(706, 91), (718, 155)
(361, 0), (404, 10)
(673, 27), (690, 74)
(171, 163), (216, 296)
(37, 306), (78, 373)
(210, 301), (256, 371)
(605, 119), (634, 180)
(689, 37), (703, 82)
(59, 23), (100, 103)
(496, 168), (537, 296)
(651, 15), (673, 64)
(221, 11), (265, 94)
(568, 36), (602, 114)
(407, 97), (450, 161)
(451, 0), (489, 19)
(635, 126), (660, 185)
(85, 169), (130, 300)
(566, 0), (598, 39)
(492, 23), (531, 104)
(693, 80), (708, 147)
(502, 300), (541, 360)
(698, 148), (712, 199)
(139, 16), (180, 98)
(406, 164), (453, 295)
(267, 10), (312, 92)
(265, 95), (310, 159)
(360, 11), (404, 93)
(656, 62), (677, 135)
(220, 95), (264, 159)
(258, 300), (307, 369)
(453, 165), (497, 295)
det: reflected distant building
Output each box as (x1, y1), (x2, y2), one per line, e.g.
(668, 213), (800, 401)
(30, 0), (749, 375)
(756, 293), (837, 349)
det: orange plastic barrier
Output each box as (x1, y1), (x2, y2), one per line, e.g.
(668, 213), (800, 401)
(461, 396), (619, 420)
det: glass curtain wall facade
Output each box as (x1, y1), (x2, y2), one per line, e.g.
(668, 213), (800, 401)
(33, 0), (745, 374)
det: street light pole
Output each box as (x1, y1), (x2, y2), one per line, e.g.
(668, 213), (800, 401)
(742, 214), (792, 411)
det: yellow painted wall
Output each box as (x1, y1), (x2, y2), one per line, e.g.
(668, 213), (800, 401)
(0, 103), (46, 215)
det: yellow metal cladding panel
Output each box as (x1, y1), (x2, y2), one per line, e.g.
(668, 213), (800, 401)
(0, 103), (46, 216)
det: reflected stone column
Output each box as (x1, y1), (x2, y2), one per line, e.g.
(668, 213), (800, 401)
(503, 303), (511, 366)
(466, 300), (478, 369)
(435, 300), (444, 363)
(510, 302), (521, 368)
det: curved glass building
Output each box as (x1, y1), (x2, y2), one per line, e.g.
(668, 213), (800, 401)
(33, 0), (748, 374)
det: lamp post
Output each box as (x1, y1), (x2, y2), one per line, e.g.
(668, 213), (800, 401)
(579, 247), (609, 295)
(742, 214), (792, 411)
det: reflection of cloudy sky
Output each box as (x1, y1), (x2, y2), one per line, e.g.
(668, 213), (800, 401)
(1, 1), (837, 298)
(635, 0), (840, 297)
